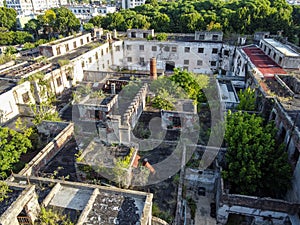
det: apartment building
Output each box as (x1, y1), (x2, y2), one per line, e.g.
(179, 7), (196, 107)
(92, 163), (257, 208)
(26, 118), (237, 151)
(6, 0), (68, 15)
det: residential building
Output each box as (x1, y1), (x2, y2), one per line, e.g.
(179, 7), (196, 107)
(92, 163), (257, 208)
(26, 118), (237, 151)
(6, 0), (68, 15)
(122, 0), (146, 9)
(65, 4), (116, 21)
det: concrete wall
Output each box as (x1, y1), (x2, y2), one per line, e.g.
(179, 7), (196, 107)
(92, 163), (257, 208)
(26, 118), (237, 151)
(0, 81), (35, 124)
(0, 185), (40, 225)
(123, 40), (223, 74)
(217, 177), (300, 225)
(19, 122), (74, 176)
(39, 33), (92, 57)
(127, 29), (154, 39)
(259, 39), (300, 69)
(195, 31), (223, 42)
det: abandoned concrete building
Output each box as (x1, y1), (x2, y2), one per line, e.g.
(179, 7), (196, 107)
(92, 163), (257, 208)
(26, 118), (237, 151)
(1, 176), (153, 225)
(0, 28), (300, 225)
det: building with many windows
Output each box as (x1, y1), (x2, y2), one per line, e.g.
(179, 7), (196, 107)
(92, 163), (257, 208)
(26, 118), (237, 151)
(6, 0), (68, 15)
(121, 0), (146, 9)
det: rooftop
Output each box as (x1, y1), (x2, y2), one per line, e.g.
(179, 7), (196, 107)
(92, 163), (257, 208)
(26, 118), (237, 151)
(8, 176), (152, 225)
(263, 38), (300, 57)
(79, 139), (134, 168)
(243, 46), (287, 77)
(0, 79), (16, 94)
(49, 42), (103, 64)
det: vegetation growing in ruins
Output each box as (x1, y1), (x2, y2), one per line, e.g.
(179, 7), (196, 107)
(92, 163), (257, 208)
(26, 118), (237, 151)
(113, 147), (135, 188)
(223, 111), (292, 197)
(0, 182), (11, 202)
(0, 127), (32, 178)
(31, 103), (62, 125)
(36, 207), (74, 225)
(57, 59), (70, 67)
(156, 33), (168, 41)
(170, 68), (208, 105)
(236, 87), (256, 111)
(152, 203), (173, 223)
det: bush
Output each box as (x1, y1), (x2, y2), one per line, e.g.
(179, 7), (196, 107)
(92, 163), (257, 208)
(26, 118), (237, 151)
(156, 33), (168, 41)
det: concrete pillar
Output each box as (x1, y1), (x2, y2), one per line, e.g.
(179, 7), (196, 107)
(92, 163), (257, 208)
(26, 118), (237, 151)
(113, 29), (117, 39)
(150, 57), (157, 80)
(111, 83), (116, 95)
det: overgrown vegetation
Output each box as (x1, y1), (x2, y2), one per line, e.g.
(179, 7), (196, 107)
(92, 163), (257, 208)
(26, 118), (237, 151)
(36, 207), (74, 225)
(0, 127), (32, 178)
(0, 182), (11, 202)
(222, 111), (292, 197)
(113, 147), (135, 188)
(149, 70), (208, 110)
(152, 203), (173, 223)
(237, 87), (256, 111)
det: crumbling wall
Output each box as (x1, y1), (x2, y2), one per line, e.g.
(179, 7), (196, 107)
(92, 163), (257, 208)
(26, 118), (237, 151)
(19, 122), (74, 176)
(122, 83), (148, 128)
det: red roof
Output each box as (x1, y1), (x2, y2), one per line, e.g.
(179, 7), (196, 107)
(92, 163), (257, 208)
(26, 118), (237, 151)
(242, 46), (286, 77)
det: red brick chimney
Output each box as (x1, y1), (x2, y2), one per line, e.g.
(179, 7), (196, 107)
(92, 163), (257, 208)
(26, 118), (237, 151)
(150, 57), (157, 80)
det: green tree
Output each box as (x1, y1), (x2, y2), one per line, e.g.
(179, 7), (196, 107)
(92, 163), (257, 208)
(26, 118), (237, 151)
(83, 22), (94, 31)
(89, 15), (104, 28)
(223, 111), (292, 197)
(13, 31), (33, 44)
(0, 7), (17, 30)
(0, 31), (14, 45)
(237, 87), (256, 111)
(170, 68), (208, 104)
(24, 19), (41, 40)
(53, 7), (80, 35)
(0, 127), (32, 178)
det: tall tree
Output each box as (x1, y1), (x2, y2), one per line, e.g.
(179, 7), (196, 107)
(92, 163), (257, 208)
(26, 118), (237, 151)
(0, 127), (32, 178)
(223, 111), (292, 197)
(0, 7), (17, 30)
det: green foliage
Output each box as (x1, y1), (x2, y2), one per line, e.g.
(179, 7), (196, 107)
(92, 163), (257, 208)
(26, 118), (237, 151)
(152, 203), (173, 223)
(24, 19), (41, 40)
(31, 93), (61, 126)
(113, 147), (134, 187)
(35, 7), (80, 39)
(36, 207), (74, 225)
(223, 111), (292, 197)
(0, 53), (15, 65)
(93, 0), (297, 42)
(83, 22), (94, 31)
(13, 31), (33, 44)
(0, 127), (32, 178)
(237, 87), (256, 111)
(0, 7), (17, 30)
(187, 197), (197, 219)
(57, 59), (70, 67)
(23, 42), (36, 50)
(156, 33), (168, 41)
(170, 68), (208, 104)
(4, 46), (17, 55)
(151, 95), (173, 110)
(0, 31), (32, 45)
(0, 181), (11, 202)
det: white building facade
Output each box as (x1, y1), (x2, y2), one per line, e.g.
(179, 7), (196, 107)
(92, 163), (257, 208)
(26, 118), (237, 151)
(6, 0), (68, 15)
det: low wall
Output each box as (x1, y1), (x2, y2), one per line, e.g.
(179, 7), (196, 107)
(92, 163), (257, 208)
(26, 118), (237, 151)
(221, 194), (300, 214)
(122, 83), (148, 128)
(19, 122), (74, 176)
(152, 216), (169, 225)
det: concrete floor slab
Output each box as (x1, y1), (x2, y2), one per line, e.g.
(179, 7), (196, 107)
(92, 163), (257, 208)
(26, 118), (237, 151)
(49, 186), (93, 211)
